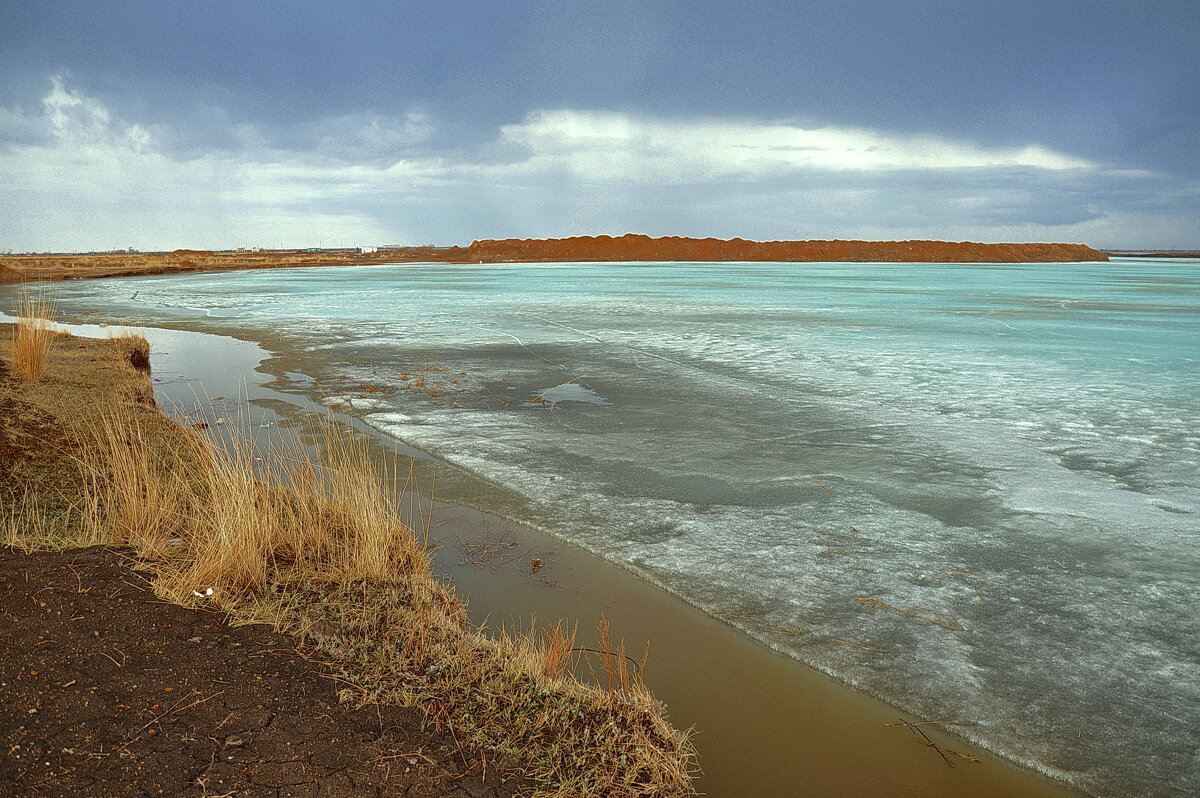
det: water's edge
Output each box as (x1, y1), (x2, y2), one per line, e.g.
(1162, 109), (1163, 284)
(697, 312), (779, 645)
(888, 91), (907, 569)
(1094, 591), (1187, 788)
(1, 306), (1087, 798)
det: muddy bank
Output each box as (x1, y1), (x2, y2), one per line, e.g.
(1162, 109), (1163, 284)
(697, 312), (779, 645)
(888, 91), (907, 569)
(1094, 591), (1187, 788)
(0, 329), (524, 796)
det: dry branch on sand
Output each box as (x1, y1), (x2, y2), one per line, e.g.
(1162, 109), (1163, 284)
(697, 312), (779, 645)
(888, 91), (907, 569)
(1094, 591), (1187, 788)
(885, 719), (981, 767)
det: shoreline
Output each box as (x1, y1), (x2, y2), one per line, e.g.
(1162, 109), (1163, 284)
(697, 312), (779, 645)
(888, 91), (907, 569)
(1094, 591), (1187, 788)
(9, 307), (1090, 797)
(1, 234), (1108, 284)
(1, 322), (694, 796)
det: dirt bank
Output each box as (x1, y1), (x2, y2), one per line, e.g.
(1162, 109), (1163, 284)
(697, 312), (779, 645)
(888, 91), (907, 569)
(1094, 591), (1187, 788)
(0, 235), (1107, 284)
(0, 546), (517, 798)
(463, 234), (1107, 263)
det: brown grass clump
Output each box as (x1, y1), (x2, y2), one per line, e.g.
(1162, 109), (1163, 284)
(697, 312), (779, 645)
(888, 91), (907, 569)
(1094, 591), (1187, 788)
(63, 405), (695, 797)
(119, 332), (151, 372)
(10, 285), (58, 382)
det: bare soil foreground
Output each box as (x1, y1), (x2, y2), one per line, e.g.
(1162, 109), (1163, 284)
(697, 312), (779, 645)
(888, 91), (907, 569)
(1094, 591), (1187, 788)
(0, 332), (522, 797)
(0, 326), (694, 797)
(0, 546), (514, 798)
(0, 234), (1107, 284)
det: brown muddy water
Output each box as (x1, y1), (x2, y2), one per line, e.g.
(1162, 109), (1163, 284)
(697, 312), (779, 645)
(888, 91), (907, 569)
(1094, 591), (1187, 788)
(34, 314), (1085, 798)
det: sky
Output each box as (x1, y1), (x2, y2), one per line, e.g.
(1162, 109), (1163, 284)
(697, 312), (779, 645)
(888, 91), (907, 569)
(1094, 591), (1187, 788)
(1, 0), (1197, 251)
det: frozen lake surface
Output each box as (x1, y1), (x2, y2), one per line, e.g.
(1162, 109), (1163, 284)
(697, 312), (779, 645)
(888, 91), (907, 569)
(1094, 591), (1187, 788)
(34, 258), (1200, 797)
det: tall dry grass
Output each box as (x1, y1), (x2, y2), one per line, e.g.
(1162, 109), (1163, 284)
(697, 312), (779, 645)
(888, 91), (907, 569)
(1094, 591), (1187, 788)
(66, 405), (695, 797)
(75, 410), (430, 600)
(2, 494), (75, 552)
(10, 285), (58, 381)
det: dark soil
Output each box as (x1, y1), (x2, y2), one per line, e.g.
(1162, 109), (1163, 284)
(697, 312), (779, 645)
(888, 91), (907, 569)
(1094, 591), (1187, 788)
(0, 355), (84, 519)
(0, 545), (522, 798)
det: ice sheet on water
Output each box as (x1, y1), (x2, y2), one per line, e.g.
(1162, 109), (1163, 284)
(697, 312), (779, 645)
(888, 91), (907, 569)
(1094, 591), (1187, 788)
(524, 382), (610, 406)
(321, 394), (388, 411)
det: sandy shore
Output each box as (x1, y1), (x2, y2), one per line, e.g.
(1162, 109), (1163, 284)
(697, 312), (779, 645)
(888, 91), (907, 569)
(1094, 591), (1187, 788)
(9, 308), (1089, 798)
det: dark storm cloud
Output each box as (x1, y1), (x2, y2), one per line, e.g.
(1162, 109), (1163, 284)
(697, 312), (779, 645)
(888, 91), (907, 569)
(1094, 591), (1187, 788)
(0, 1), (1196, 249)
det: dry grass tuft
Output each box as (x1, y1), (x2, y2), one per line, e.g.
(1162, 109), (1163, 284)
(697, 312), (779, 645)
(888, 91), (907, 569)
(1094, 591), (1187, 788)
(76, 407), (196, 552)
(10, 285), (58, 381)
(116, 331), (151, 372)
(539, 619), (577, 680)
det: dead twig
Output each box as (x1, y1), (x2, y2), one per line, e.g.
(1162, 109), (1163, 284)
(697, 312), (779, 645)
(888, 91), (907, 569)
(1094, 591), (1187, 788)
(833, 638), (885, 653)
(97, 648), (126, 668)
(121, 690), (226, 751)
(935, 571), (986, 617)
(854, 597), (962, 630)
(571, 647), (643, 675)
(360, 750), (436, 766)
(886, 719), (981, 767)
(529, 375), (588, 405)
(890, 719), (953, 767)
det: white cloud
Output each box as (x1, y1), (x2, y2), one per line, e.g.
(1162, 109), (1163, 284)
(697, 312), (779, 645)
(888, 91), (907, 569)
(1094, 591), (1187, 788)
(1, 77), (1192, 251)
(0, 78), (427, 249)
(489, 110), (1095, 183)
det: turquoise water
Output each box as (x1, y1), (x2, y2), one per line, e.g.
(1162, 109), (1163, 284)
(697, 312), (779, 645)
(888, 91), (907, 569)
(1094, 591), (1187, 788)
(32, 259), (1200, 797)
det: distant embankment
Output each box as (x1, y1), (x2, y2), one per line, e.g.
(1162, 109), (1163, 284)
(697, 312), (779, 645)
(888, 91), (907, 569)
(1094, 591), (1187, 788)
(0, 236), (1107, 283)
(0, 247), (463, 284)
(463, 234), (1108, 263)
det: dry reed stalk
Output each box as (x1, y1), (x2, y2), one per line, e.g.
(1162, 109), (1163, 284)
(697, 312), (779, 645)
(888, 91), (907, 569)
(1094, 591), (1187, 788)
(597, 616), (616, 694)
(854, 597), (963, 630)
(1, 494), (73, 551)
(529, 374), (588, 405)
(833, 638), (886, 653)
(11, 285), (58, 382)
(594, 616), (637, 696)
(76, 407), (191, 552)
(540, 620), (578, 679)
